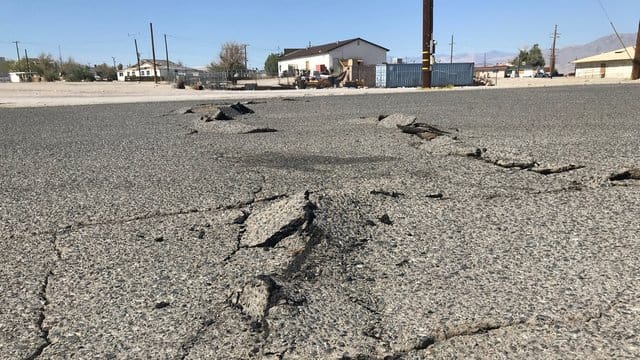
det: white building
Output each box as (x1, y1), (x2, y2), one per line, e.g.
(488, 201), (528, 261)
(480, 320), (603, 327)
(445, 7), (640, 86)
(8, 72), (36, 83)
(572, 46), (636, 79)
(277, 38), (388, 76)
(117, 60), (201, 81)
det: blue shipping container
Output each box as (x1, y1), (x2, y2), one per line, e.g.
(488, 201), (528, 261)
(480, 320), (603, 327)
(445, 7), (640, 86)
(375, 63), (474, 88)
(432, 63), (474, 87)
(376, 64), (422, 88)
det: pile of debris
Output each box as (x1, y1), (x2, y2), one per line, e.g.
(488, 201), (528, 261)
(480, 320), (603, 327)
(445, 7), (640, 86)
(179, 102), (278, 135)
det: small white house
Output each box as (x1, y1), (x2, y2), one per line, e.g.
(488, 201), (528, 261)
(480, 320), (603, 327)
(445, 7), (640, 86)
(117, 60), (201, 81)
(8, 72), (36, 83)
(277, 38), (388, 76)
(572, 46), (636, 79)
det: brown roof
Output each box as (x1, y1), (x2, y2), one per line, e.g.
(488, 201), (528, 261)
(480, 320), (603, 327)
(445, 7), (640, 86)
(279, 38), (389, 61)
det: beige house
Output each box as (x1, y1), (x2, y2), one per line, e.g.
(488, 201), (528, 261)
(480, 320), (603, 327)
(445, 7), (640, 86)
(572, 46), (636, 79)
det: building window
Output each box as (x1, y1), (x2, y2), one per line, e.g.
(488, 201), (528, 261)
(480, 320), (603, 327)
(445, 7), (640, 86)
(147, 71), (151, 75)
(127, 72), (130, 76)
(119, 72), (123, 77)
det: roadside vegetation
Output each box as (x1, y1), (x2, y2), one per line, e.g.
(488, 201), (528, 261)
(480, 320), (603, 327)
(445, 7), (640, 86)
(1, 54), (118, 82)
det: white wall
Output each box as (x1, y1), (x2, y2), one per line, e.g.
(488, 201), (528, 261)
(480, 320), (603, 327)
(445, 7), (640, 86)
(278, 54), (331, 76)
(327, 40), (387, 68)
(9, 72), (23, 83)
(117, 63), (173, 81)
(278, 40), (387, 76)
(575, 60), (632, 79)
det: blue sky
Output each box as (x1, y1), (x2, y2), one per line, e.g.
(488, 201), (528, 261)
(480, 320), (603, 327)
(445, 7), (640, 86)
(1, 0), (638, 69)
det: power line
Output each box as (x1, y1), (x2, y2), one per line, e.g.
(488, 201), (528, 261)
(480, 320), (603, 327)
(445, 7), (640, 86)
(597, 0), (633, 60)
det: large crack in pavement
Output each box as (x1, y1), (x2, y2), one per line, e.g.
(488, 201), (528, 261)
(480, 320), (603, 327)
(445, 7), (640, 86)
(24, 271), (53, 360)
(373, 113), (588, 178)
(216, 191), (321, 357)
(24, 227), (66, 359)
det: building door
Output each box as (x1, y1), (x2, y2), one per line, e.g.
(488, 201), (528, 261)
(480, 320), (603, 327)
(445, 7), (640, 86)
(305, 61), (310, 71)
(600, 63), (606, 78)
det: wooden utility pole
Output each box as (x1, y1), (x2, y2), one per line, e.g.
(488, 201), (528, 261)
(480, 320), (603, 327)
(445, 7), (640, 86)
(550, 25), (559, 76)
(58, 45), (63, 65)
(422, 0), (433, 88)
(13, 41), (21, 62)
(243, 44), (249, 70)
(150, 22), (158, 83)
(632, 20), (640, 80)
(164, 34), (170, 81)
(134, 38), (141, 76)
(24, 49), (31, 73)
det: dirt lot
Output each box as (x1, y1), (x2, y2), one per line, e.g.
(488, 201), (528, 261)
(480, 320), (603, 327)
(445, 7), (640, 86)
(0, 77), (636, 108)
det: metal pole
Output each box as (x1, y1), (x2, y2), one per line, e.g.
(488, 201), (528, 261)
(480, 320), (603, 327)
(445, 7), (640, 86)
(150, 22), (158, 83)
(632, 20), (640, 80)
(422, 0), (433, 88)
(164, 34), (170, 81)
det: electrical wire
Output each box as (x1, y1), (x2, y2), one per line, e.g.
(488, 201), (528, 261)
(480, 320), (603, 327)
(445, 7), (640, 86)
(597, 0), (633, 60)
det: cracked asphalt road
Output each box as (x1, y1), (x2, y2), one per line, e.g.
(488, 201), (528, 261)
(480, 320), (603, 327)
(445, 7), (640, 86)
(1, 84), (639, 359)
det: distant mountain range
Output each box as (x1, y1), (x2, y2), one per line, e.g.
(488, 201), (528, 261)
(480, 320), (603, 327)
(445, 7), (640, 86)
(436, 33), (637, 74)
(555, 33), (636, 74)
(436, 50), (513, 67)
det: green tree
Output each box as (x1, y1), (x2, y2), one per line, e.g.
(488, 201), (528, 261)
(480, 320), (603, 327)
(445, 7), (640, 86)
(527, 44), (545, 67)
(512, 49), (529, 66)
(0, 58), (14, 73)
(512, 44), (546, 67)
(94, 63), (117, 81)
(264, 53), (280, 76)
(61, 59), (94, 82)
(32, 53), (59, 81)
(207, 41), (246, 72)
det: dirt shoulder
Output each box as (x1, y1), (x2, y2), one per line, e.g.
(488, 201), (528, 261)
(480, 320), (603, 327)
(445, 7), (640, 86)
(0, 77), (636, 108)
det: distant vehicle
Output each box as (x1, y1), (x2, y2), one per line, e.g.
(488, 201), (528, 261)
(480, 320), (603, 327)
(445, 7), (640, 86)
(535, 72), (551, 78)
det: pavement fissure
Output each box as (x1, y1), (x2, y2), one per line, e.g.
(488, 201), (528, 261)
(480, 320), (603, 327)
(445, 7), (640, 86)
(25, 271), (53, 360)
